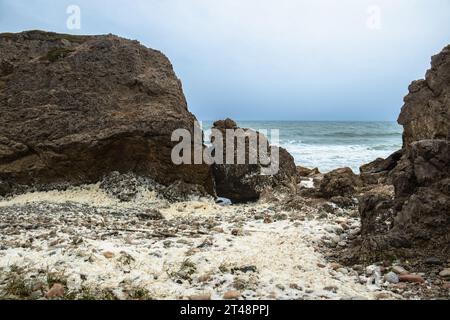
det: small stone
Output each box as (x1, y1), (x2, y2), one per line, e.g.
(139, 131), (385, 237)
(350, 296), (368, 300)
(352, 265), (364, 273)
(289, 283), (302, 290)
(443, 282), (450, 289)
(337, 241), (347, 247)
(384, 272), (399, 284)
(399, 274), (425, 283)
(103, 251), (115, 259)
(424, 257), (443, 265)
(189, 294), (211, 300)
(267, 292), (278, 299)
(365, 265), (379, 276)
(392, 265), (408, 275)
(223, 290), (241, 300)
(212, 227), (224, 233)
(197, 274), (212, 283)
(137, 209), (164, 220)
(337, 268), (348, 275)
(317, 263), (326, 268)
(30, 290), (43, 300)
(263, 216), (273, 224)
(46, 283), (65, 298)
(323, 286), (338, 292)
(231, 228), (243, 236)
(439, 268), (450, 278)
(329, 263), (342, 270)
(375, 292), (392, 300)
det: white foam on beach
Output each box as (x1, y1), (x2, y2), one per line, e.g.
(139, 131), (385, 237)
(0, 187), (397, 300)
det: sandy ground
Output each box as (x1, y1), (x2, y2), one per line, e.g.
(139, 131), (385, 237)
(0, 185), (401, 300)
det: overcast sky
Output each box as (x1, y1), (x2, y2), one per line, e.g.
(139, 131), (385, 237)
(1, 0), (450, 121)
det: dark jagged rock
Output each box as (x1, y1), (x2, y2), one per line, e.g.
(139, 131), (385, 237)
(357, 45), (450, 261)
(398, 45), (450, 146)
(0, 30), (213, 196)
(359, 150), (403, 185)
(210, 118), (297, 202)
(297, 166), (320, 177)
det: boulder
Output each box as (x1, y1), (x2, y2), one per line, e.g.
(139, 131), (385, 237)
(210, 118), (297, 202)
(0, 31), (213, 196)
(319, 167), (361, 198)
(297, 166), (320, 177)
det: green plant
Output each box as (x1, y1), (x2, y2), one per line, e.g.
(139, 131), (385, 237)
(3, 273), (34, 299)
(168, 259), (197, 282)
(44, 48), (75, 62)
(1, 30), (90, 44)
(46, 269), (67, 287)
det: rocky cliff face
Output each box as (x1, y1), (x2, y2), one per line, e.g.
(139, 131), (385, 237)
(0, 31), (213, 195)
(358, 45), (450, 261)
(398, 45), (450, 145)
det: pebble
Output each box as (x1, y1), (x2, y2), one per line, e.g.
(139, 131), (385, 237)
(189, 294), (211, 300)
(439, 268), (450, 278)
(337, 268), (349, 275)
(365, 265), (379, 276)
(392, 265), (408, 275)
(384, 272), (399, 284)
(46, 283), (65, 298)
(424, 257), (443, 265)
(443, 282), (450, 289)
(317, 263), (326, 268)
(197, 274), (211, 283)
(30, 290), (43, 300)
(358, 276), (367, 284)
(350, 296), (368, 300)
(329, 263), (342, 270)
(352, 265), (364, 273)
(231, 229), (243, 236)
(337, 241), (347, 247)
(223, 290), (241, 300)
(375, 292), (392, 300)
(399, 274), (425, 283)
(323, 286), (338, 292)
(289, 283), (302, 290)
(102, 251), (115, 259)
(263, 216), (273, 224)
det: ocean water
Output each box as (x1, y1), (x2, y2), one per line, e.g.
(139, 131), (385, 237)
(202, 121), (403, 173)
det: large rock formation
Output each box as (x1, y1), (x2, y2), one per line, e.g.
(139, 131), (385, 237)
(210, 119), (297, 202)
(358, 45), (450, 260)
(0, 30), (213, 195)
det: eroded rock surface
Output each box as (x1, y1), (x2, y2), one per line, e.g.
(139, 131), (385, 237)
(210, 118), (297, 202)
(0, 31), (213, 196)
(357, 45), (450, 261)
